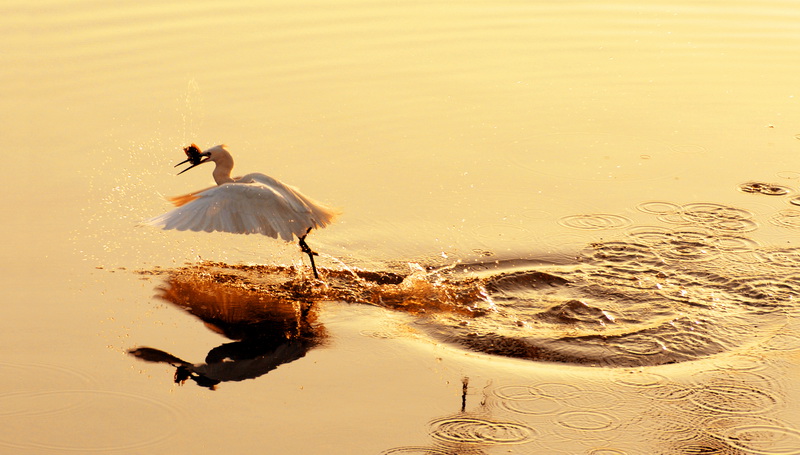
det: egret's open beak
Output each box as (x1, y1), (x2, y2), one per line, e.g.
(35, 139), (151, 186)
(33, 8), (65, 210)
(175, 156), (209, 175)
(175, 144), (210, 175)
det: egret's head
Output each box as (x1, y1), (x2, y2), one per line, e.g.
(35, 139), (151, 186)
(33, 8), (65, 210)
(175, 144), (233, 176)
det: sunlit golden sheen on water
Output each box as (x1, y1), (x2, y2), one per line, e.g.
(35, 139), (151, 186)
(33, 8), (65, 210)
(4, 0), (800, 453)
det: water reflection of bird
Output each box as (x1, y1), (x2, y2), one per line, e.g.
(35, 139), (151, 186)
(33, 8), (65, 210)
(128, 274), (326, 389)
(147, 144), (338, 278)
(129, 341), (314, 390)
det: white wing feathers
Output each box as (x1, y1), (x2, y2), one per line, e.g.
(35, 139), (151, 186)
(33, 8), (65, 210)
(146, 173), (337, 242)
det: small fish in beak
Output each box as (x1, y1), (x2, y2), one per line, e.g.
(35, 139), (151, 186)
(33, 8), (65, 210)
(175, 144), (209, 175)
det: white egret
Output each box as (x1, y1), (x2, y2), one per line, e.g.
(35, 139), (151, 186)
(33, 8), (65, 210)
(147, 144), (338, 278)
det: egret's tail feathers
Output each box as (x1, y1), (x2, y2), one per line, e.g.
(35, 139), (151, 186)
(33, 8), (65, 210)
(168, 185), (214, 207)
(309, 203), (340, 230)
(168, 193), (200, 207)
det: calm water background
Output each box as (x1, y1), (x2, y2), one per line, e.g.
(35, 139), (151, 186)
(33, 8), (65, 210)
(3, 1), (800, 453)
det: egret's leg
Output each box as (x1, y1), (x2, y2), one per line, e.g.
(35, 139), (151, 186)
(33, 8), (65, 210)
(298, 230), (319, 279)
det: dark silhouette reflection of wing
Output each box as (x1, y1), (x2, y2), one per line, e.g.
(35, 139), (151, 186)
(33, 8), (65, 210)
(128, 272), (326, 390)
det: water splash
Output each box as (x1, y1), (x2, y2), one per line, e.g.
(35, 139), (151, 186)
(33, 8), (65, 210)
(181, 78), (204, 144)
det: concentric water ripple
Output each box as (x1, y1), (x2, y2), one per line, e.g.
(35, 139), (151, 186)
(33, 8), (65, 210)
(492, 385), (538, 400)
(634, 228), (759, 257)
(561, 389), (624, 411)
(491, 384), (565, 416)
(666, 440), (734, 454)
(756, 248), (800, 269)
(721, 425), (800, 455)
(428, 416), (536, 445)
(688, 384), (778, 415)
(558, 214), (633, 230)
(763, 332), (800, 351)
(625, 225), (673, 243)
(0, 363), (95, 417)
(609, 370), (669, 389)
(770, 210), (800, 230)
(496, 394), (563, 416)
(691, 363), (776, 385)
(641, 383), (697, 402)
(636, 201), (681, 215)
(382, 446), (486, 455)
(633, 409), (705, 442)
(554, 410), (620, 431)
(777, 168), (800, 178)
(654, 237), (720, 263)
(526, 382), (582, 399)
(0, 390), (181, 452)
(587, 449), (628, 455)
(680, 203), (755, 223)
(715, 235), (760, 253)
(713, 354), (768, 372)
(580, 241), (662, 265)
(701, 415), (800, 455)
(655, 203), (759, 232)
(492, 384), (564, 416)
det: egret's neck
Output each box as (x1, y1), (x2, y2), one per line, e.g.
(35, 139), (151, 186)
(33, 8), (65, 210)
(212, 154), (235, 185)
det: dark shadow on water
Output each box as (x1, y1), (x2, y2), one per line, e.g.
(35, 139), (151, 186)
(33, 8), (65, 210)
(128, 273), (326, 390)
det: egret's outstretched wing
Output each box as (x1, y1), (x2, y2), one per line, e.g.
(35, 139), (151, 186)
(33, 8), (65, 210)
(242, 173), (338, 229)
(147, 176), (337, 241)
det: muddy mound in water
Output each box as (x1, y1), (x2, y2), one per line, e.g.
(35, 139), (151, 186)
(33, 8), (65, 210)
(140, 202), (800, 367)
(144, 259), (789, 368)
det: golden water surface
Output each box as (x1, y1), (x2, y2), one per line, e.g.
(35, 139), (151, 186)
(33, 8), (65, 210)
(3, 1), (800, 453)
